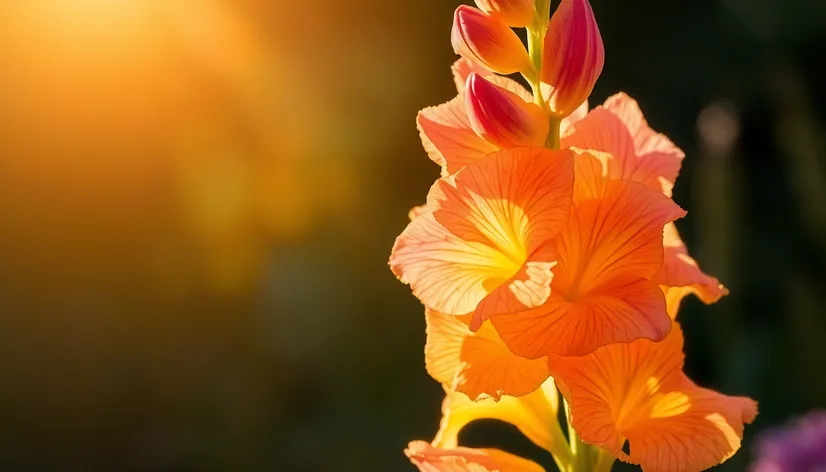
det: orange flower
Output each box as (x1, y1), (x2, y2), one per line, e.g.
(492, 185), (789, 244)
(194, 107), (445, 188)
(418, 59), (586, 177)
(489, 155), (686, 357)
(562, 93), (728, 314)
(390, 147), (573, 320)
(395, 2), (756, 470)
(547, 323), (758, 471)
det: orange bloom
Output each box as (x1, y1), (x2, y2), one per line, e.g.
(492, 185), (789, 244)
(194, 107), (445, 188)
(547, 323), (758, 471)
(541, 0), (604, 117)
(490, 158), (686, 357)
(395, 2), (755, 470)
(418, 59), (586, 177)
(389, 147), (574, 320)
(562, 93), (728, 314)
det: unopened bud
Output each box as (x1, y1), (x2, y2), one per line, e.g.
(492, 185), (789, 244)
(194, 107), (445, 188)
(451, 5), (533, 76)
(541, 0), (604, 117)
(465, 73), (549, 148)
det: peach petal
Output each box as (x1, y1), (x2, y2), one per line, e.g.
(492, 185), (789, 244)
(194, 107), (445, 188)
(548, 324), (757, 472)
(425, 310), (549, 401)
(417, 96), (499, 176)
(390, 148), (574, 316)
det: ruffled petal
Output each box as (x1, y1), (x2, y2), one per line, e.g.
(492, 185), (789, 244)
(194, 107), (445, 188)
(603, 92), (685, 160)
(425, 309), (549, 400)
(390, 210), (517, 315)
(547, 324), (758, 472)
(492, 276), (670, 358)
(417, 97), (500, 176)
(491, 180), (683, 357)
(391, 147), (573, 318)
(562, 93), (684, 196)
(553, 180), (686, 294)
(433, 382), (560, 455)
(405, 441), (544, 472)
(623, 375), (758, 472)
(391, 148), (573, 316)
(653, 223), (728, 316)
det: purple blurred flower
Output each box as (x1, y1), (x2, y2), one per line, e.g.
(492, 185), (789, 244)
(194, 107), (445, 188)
(751, 410), (826, 472)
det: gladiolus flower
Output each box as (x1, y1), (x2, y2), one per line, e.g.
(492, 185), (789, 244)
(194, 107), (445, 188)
(474, 0), (536, 28)
(541, 0), (604, 117)
(490, 164), (686, 357)
(464, 73), (549, 148)
(452, 5), (533, 76)
(394, 2), (756, 471)
(390, 147), (574, 320)
(548, 323), (758, 472)
(562, 93), (728, 314)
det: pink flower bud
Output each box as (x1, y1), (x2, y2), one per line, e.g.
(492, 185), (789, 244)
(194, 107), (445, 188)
(464, 73), (549, 148)
(451, 5), (533, 76)
(474, 0), (536, 28)
(541, 0), (604, 117)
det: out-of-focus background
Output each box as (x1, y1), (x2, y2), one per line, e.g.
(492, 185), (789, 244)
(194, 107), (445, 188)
(0, 0), (823, 470)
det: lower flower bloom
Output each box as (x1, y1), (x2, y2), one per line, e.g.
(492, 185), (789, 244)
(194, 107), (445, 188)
(547, 323), (758, 472)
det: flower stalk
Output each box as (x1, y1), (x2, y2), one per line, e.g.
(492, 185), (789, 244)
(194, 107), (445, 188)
(397, 1), (757, 471)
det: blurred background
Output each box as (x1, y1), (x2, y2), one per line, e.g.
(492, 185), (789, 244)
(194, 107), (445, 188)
(0, 0), (823, 470)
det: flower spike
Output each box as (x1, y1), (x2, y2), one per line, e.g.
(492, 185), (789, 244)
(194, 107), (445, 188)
(464, 73), (549, 148)
(395, 2), (756, 470)
(548, 324), (758, 472)
(451, 5), (533, 76)
(474, 0), (536, 28)
(541, 0), (604, 117)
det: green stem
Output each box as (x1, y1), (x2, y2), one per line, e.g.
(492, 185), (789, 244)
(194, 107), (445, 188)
(526, 27), (546, 108)
(545, 117), (561, 149)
